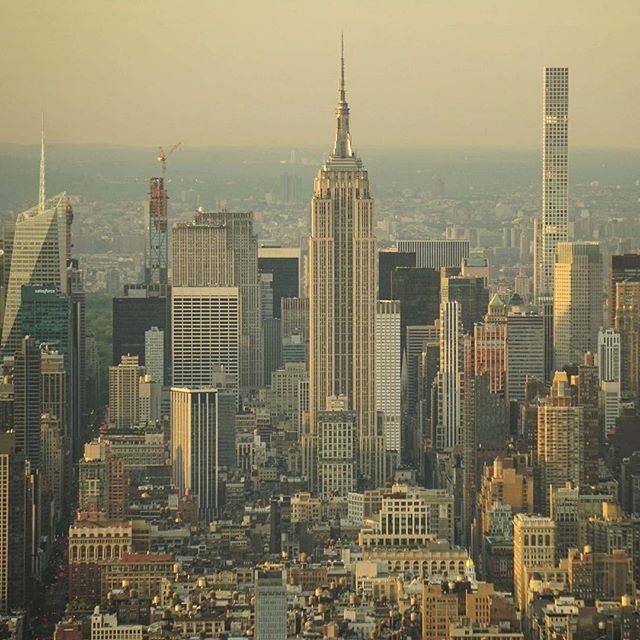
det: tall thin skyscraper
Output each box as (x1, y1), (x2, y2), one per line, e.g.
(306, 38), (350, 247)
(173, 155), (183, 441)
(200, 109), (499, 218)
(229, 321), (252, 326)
(144, 177), (169, 285)
(534, 67), (569, 300)
(436, 301), (464, 451)
(375, 300), (401, 462)
(305, 39), (384, 490)
(13, 336), (41, 468)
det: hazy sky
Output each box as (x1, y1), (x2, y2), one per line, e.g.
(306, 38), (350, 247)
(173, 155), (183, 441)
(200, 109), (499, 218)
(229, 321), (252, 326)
(2, 0), (639, 148)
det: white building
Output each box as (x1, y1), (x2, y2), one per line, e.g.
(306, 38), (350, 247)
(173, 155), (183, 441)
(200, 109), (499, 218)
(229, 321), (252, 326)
(598, 328), (621, 435)
(376, 300), (401, 459)
(144, 326), (164, 386)
(396, 239), (469, 271)
(437, 301), (463, 450)
(171, 286), (239, 397)
(534, 67), (569, 300)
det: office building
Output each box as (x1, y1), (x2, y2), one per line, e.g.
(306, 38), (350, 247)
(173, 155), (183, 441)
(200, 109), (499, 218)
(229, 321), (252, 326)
(20, 286), (70, 364)
(40, 347), (66, 440)
(14, 336), (42, 468)
(144, 326), (164, 386)
(254, 567), (287, 640)
(0, 433), (29, 613)
(144, 177), (169, 285)
(436, 301), (464, 451)
(108, 355), (143, 429)
(534, 67), (569, 300)
(478, 455), (534, 537)
(359, 485), (454, 546)
(608, 254), (640, 326)
(280, 297), (309, 341)
(68, 259), (87, 460)
(506, 308), (545, 404)
(513, 514), (556, 612)
(391, 267), (440, 353)
(171, 384), (236, 520)
(376, 300), (401, 460)
(112, 284), (170, 383)
(317, 400), (357, 498)
(474, 294), (507, 394)
(171, 287), (239, 396)
(553, 242), (602, 368)
(1, 190), (68, 357)
(263, 317), (283, 384)
(441, 272), (489, 333)
(305, 44), (384, 491)
(614, 280), (640, 403)
(378, 248), (415, 300)
(172, 209), (262, 390)
(537, 372), (583, 511)
(40, 413), (65, 523)
(396, 239), (469, 271)
(258, 246), (301, 317)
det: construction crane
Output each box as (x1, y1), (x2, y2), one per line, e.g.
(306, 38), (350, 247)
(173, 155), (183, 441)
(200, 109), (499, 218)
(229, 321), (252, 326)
(157, 142), (181, 181)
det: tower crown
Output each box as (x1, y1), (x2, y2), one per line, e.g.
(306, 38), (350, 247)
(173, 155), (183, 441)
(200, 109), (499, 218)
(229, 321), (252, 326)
(332, 34), (354, 159)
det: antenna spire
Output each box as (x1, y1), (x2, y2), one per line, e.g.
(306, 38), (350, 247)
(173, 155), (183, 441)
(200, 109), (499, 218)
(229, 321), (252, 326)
(38, 113), (45, 213)
(340, 32), (345, 99)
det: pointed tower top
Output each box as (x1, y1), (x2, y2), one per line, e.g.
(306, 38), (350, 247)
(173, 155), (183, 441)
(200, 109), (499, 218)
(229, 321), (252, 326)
(332, 33), (354, 159)
(38, 113), (46, 214)
(340, 31), (345, 99)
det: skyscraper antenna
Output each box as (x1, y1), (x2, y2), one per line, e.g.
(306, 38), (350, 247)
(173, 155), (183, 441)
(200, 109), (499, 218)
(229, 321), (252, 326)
(38, 113), (45, 213)
(340, 32), (345, 98)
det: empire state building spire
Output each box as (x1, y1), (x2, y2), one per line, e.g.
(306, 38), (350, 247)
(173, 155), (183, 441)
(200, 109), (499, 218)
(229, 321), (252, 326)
(333, 33), (354, 158)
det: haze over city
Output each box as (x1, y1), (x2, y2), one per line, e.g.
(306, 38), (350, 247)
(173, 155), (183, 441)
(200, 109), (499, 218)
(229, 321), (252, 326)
(2, 0), (639, 148)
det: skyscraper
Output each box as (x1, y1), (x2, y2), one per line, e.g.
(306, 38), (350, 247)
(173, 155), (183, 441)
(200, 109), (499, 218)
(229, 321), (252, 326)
(13, 336), (42, 468)
(172, 210), (262, 390)
(171, 287), (240, 396)
(375, 300), (401, 463)
(305, 40), (384, 490)
(598, 327), (621, 435)
(258, 246), (302, 317)
(391, 267), (440, 354)
(254, 567), (287, 640)
(144, 177), (169, 285)
(553, 242), (602, 368)
(534, 67), (569, 300)
(436, 301), (464, 451)
(441, 272), (489, 333)
(171, 384), (236, 520)
(506, 307), (545, 404)
(0, 433), (29, 613)
(378, 248), (415, 300)
(396, 239), (469, 271)
(537, 371), (583, 510)
(112, 283), (170, 384)
(614, 280), (640, 403)
(608, 254), (640, 327)
(108, 355), (143, 429)
(144, 326), (165, 386)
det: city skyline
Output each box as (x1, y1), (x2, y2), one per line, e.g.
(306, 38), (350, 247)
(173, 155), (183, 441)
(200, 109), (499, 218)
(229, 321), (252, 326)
(2, 1), (639, 148)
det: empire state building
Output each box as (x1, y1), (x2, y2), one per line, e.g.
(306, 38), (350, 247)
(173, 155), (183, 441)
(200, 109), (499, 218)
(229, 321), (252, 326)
(304, 40), (385, 492)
